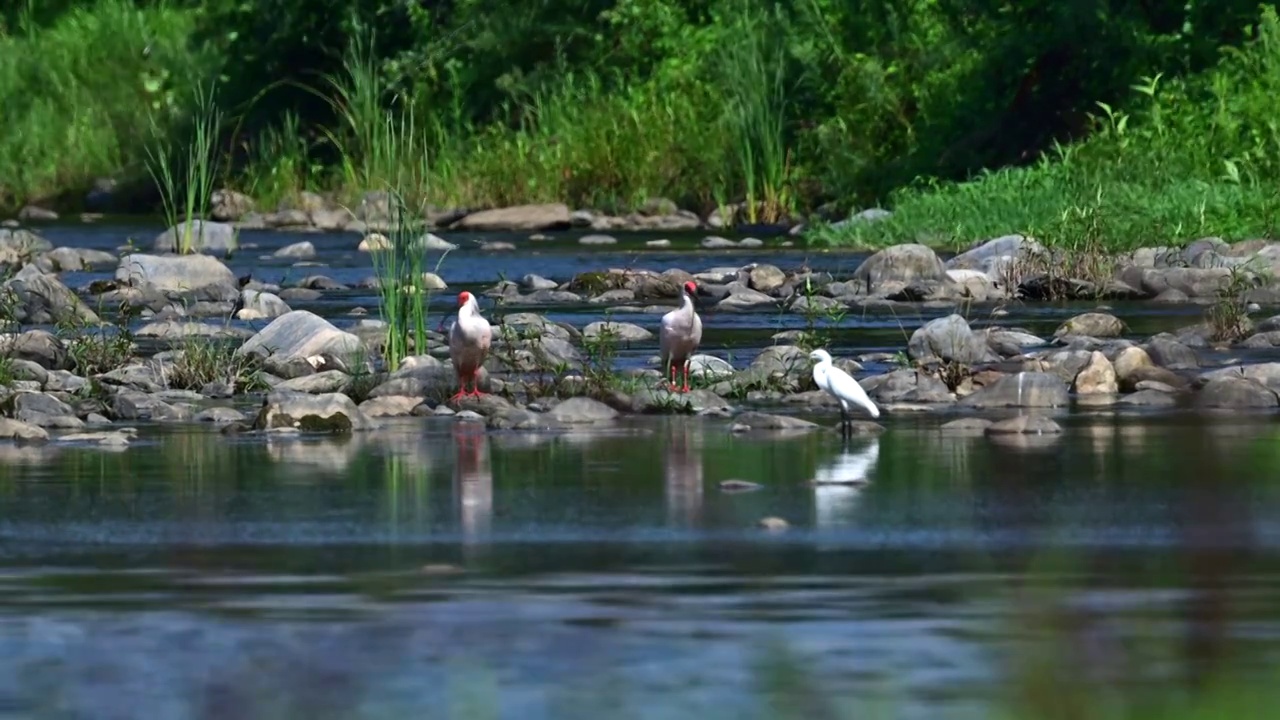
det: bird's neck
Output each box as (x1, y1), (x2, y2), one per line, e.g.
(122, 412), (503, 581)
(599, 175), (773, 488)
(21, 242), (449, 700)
(679, 292), (695, 316)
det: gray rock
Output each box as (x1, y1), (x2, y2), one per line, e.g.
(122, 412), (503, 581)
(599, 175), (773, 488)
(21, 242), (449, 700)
(0, 418), (48, 443)
(1194, 377), (1279, 408)
(859, 369), (953, 403)
(39, 246), (118, 272)
(583, 321), (652, 342)
(985, 415), (1062, 435)
(1118, 389), (1179, 407)
(959, 372), (1069, 408)
(908, 314), (999, 365)
(210, 189), (255, 221)
(111, 390), (192, 421)
(254, 390), (376, 432)
(358, 395), (424, 417)
(276, 370), (352, 394)
(454, 203), (571, 232)
(945, 234), (1045, 279)
(1144, 336), (1200, 369)
(578, 234), (617, 246)
(939, 417), (994, 433)
(3, 329), (69, 370)
(687, 354), (735, 382)
(135, 320), (252, 342)
(4, 264), (101, 325)
(701, 236), (738, 249)
(154, 219), (238, 256)
(747, 264), (787, 293)
(0, 228), (53, 266)
(851, 243), (947, 293)
(273, 241), (316, 260)
(715, 284), (776, 311)
(547, 397), (618, 424)
(238, 289), (292, 320)
(237, 310), (365, 366)
(521, 274), (559, 291)
(195, 406), (248, 424)
(116, 253), (239, 302)
(730, 412), (817, 432)
(1054, 312), (1127, 339)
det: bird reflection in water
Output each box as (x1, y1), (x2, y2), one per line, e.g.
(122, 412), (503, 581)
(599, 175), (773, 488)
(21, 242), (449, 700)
(810, 438), (880, 529)
(452, 423), (493, 542)
(664, 418), (705, 528)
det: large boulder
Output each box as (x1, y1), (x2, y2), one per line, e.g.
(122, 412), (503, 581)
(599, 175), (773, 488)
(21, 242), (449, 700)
(115, 253), (239, 302)
(908, 314), (999, 365)
(3, 264), (101, 325)
(851, 243), (947, 293)
(253, 391), (376, 432)
(236, 310), (365, 366)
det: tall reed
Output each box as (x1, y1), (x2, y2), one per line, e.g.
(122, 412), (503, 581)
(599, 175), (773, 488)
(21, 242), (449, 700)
(144, 81), (223, 253)
(368, 193), (444, 370)
(319, 31), (443, 370)
(714, 0), (794, 225)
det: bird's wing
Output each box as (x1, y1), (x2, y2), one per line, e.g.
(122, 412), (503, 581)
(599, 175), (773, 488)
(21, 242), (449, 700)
(828, 366), (879, 415)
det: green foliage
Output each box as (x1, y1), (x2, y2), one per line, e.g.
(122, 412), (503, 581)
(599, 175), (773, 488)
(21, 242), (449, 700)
(5, 0), (1280, 248)
(815, 6), (1280, 250)
(0, 0), (217, 209)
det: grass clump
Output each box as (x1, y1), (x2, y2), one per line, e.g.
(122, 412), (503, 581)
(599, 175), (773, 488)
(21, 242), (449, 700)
(812, 7), (1280, 252)
(164, 338), (266, 392)
(144, 80), (225, 253)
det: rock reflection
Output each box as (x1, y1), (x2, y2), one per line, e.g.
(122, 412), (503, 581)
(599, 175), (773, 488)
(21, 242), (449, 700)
(811, 437), (880, 529)
(453, 423), (492, 541)
(663, 419), (704, 528)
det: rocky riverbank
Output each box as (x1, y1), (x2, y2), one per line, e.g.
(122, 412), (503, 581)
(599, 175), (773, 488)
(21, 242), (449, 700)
(13, 188), (878, 239)
(1, 220), (1280, 448)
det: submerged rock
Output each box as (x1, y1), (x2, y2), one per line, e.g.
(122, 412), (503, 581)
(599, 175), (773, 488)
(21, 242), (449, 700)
(959, 372), (1069, 408)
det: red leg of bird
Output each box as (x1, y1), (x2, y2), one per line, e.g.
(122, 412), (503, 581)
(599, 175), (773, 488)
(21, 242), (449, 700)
(469, 371), (487, 397)
(448, 373), (468, 403)
(681, 362), (691, 393)
(668, 363), (678, 392)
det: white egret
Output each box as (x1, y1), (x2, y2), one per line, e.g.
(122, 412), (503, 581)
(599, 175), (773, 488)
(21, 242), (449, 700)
(809, 348), (880, 440)
(448, 291), (492, 401)
(659, 281), (703, 393)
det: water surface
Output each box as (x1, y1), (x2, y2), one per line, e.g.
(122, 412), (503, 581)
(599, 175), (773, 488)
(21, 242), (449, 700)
(0, 412), (1277, 718)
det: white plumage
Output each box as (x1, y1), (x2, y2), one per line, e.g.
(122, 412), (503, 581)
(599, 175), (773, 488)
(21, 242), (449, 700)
(658, 281), (703, 393)
(809, 348), (880, 440)
(448, 291), (492, 401)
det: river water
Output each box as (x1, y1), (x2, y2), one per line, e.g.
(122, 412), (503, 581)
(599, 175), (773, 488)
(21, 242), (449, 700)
(0, 221), (1277, 719)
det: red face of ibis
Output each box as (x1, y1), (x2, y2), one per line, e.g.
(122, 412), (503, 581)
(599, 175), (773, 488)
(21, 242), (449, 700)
(457, 291), (472, 307)
(683, 281), (697, 296)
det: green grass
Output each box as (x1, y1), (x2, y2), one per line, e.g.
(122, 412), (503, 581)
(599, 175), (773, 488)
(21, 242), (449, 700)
(808, 7), (1280, 252)
(8, 0), (1280, 257)
(0, 0), (216, 209)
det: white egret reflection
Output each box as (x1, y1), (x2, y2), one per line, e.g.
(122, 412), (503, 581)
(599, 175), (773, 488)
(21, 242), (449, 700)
(811, 438), (880, 528)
